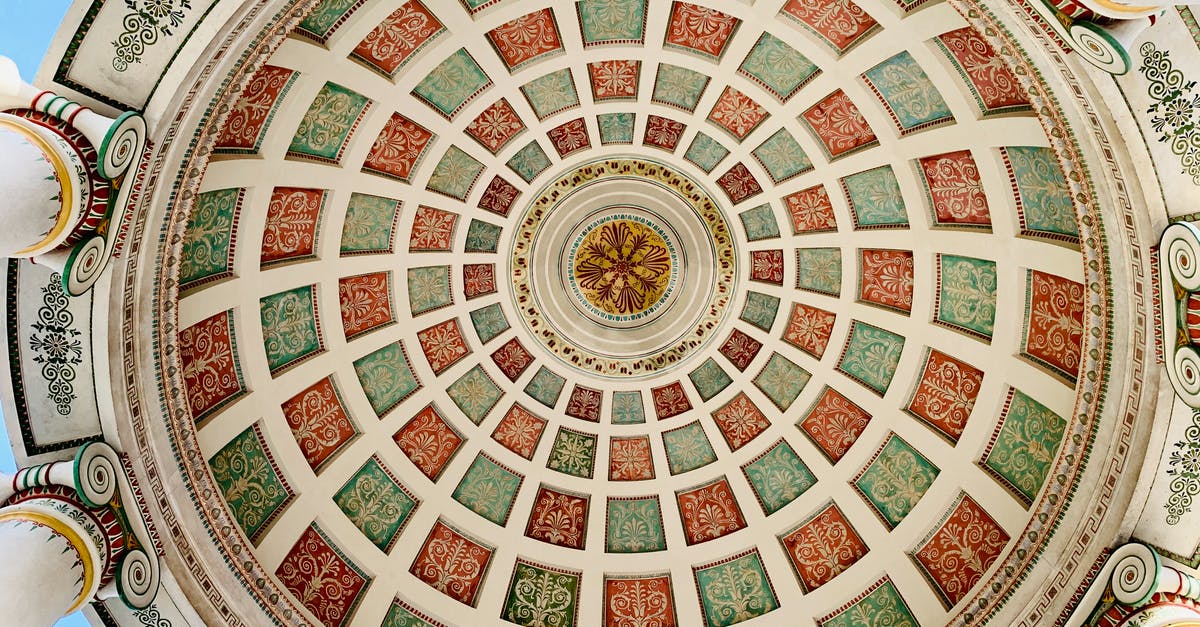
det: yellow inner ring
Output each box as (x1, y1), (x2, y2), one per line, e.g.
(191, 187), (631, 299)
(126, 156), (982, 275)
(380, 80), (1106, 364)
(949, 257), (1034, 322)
(0, 509), (97, 613)
(0, 117), (76, 255)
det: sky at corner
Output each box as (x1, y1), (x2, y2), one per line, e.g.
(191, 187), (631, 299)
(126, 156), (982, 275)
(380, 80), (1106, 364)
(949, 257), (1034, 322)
(1, 2), (105, 625)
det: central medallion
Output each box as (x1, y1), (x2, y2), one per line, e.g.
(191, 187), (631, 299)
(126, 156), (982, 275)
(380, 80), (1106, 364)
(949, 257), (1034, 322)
(510, 158), (737, 378)
(568, 213), (679, 322)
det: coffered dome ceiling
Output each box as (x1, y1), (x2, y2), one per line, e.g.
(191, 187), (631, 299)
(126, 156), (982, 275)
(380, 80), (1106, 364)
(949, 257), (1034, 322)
(126, 0), (1131, 624)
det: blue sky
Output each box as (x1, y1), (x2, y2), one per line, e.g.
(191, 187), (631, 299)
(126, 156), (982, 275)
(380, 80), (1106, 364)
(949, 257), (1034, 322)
(1, 2), (106, 625)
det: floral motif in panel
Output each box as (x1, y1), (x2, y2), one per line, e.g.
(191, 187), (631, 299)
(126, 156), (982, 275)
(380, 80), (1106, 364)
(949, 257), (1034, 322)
(754, 352), (810, 411)
(276, 525), (369, 627)
(862, 51), (953, 133)
(937, 27), (1029, 114)
(180, 310), (244, 421)
(742, 439), (815, 514)
(524, 365), (566, 408)
(281, 376), (357, 471)
(783, 302), (836, 359)
(711, 393), (769, 451)
(547, 428), (597, 478)
(719, 329), (762, 372)
(548, 117), (591, 157)
(466, 99), (525, 154)
(920, 150), (991, 227)
(364, 113), (434, 182)
(982, 389), (1066, 504)
(491, 337), (534, 382)
(838, 321), (904, 395)
(693, 550), (778, 627)
(565, 385), (603, 422)
(508, 141), (553, 183)
(779, 0), (878, 53)
(684, 132), (730, 172)
(412, 49), (491, 119)
(610, 391), (646, 424)
(461, 263), (496, 301)
(598, 112), (635, 144)
(665, 2), (740, 59)
(577, 0), (647, 45)
(407, 265), (453, 316)
(478, 175), (521, 217)
(409, 519), (493, 606)
(465, 219), (502, 253)
(340, 193), (399, 255)
(216, 65), (296, 152)
(651, 381), (692, 419)
(651, 63), (709, 112)
(181, 188), (240, 288)
(382, 599), (446, 627)
(297, 0), (364, 42)
(677, 477), (746, 544)
(609, 436), (654, 481)
(798, 386), (871, 463)
(780, 503), (868, 591)
(470, 303), (510, 345)
(738, 32), (817, 101)
(351, 0), (443, 77)
(261, 187), (324, 265)
(604, 574), (676, 626)
(426, 145), (484, 200)
(854, 434), (939, 529)
(912, 493), (1010, 607)
(525, 485), (589, 549)
(842, 165), (907, 228)
(416, 317), (470, 374)
(394, 405), (463, 481)
(753, 129), (812, 183)
(501, 560), (582, 627)
(796, 247), (842, 295)
(688, 358), (732, 401)
(209, 424), (292, 542)
(859, 249), (913, 312)
(741, 291), (780, 332)
(750, 249), (784, 285)
(353, 341), (421, 416)
(1006, 146), (1079, 239)
(908, 350), (983, 442)
(1024, 270), (1085, 380)
(784, 185), (837, 234)
(663, 421), (717, 475)
(410, 206), (458, 253)
(739, 204), (779, 242)
(288, 82), (371, 163)
(338, 271), (393, 339)
(937, 254), (997, 339)
(521, 68), (580, 120)
(447, 365), (503, 425)
(818, 579), (917, 627)
(453, 453), (523, 525)
(708, 87), (767, 141)
(260, 286), (322, 374)
(717, 163), (762, 204)
(334, 456), (417, 552)
(605, 496), (666, 552)
(644, 115), (685, 151)
(491, 403), (547, 460)
(487, 8), (564, 72)
(801, 90), (877, 159)
(589, 60), (640, 100)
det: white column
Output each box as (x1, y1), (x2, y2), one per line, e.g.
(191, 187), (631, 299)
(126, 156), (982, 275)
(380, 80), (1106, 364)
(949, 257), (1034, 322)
(0, 499), (105, 627)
